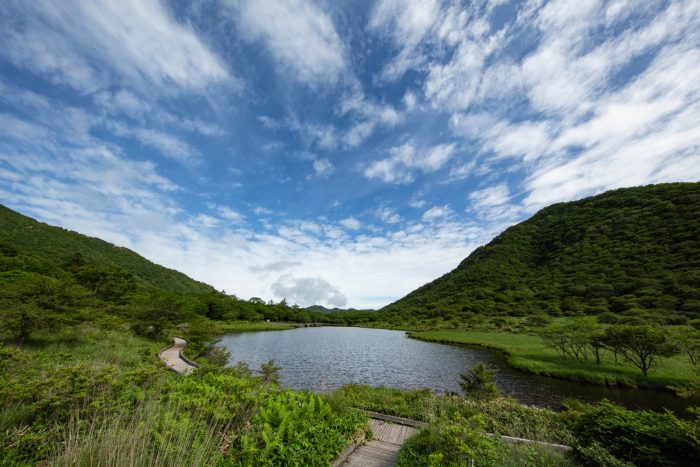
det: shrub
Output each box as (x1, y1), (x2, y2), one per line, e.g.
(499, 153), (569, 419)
(398, 414), (500, 467)
(565, 400), (699, 466)
(459, 362), (500, 401)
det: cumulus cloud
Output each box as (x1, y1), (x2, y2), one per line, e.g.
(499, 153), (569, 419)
(340, 217), (362, 230)
(271, 275), (348, 307)
(375, 207), (401, 224)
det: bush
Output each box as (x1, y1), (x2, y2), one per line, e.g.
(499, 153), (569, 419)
(565, 400), (699, 466)
(398, 414), (501, 466)
(459, 362), (500, 400)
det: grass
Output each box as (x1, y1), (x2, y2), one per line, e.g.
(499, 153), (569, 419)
(409, 329), (695, 389)
(213, 321), (294, 333)
(49, 400), (226, 467)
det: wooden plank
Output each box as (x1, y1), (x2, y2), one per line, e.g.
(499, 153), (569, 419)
(341, 419), (414, 467)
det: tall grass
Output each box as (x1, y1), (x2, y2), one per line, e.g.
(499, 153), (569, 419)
(48, 389), (236, 467)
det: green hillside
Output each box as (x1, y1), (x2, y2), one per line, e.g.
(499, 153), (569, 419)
(0, 204), (213, 293)
(381, 182), (700, 323)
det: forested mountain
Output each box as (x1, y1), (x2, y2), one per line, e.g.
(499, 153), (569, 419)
(381, 183), (700, 323)
(0, 204), (212, 294)
(0, 204), (321, 342)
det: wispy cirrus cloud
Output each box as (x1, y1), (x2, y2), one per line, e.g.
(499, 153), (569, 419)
(0, 0), (229, 92)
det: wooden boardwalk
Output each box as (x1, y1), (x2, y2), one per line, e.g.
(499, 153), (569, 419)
(158, 337), (198, 375)
(337, 418), (417, 467)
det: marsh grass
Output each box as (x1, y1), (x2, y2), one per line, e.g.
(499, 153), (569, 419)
(50, 400), (226, 467)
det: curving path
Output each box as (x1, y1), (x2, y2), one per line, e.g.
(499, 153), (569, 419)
(158, 337), (198, 375)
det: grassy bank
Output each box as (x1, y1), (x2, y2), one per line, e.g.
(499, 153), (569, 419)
(409, 330), (695, 389)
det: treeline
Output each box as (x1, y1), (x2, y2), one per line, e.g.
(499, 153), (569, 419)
(382, 182), (700, 326)
(0, 245), (328, 343)
(540, 318), (699, 376)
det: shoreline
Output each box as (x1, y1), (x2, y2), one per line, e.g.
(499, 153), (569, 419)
(408, 331), (691, 392)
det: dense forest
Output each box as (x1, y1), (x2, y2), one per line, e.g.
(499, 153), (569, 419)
(381, 182), (700, 326)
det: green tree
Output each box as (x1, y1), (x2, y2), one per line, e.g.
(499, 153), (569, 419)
(458, 362), (500, 400)
(602, 325), (679, 376)
(260, 359), (282, 385)
(673, 326), (700, 367)
(0, 271), (77, 342)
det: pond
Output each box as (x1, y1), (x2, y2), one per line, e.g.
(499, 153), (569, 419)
(220, 326), (688, 413)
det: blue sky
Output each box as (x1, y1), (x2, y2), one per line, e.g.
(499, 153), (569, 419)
(1, 0), (699, 309)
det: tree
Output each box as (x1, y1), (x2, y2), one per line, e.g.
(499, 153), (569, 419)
(131, 290), (181, 339)
(203, 345), (231, 367)
(458, 362), (500, 400)
(260, 359), (281, 385)
(602, 325), (679, 376)
(588, 328), (608, 365)
(540, 318), (596, 362)
(672, 326), (700, 367)
(0, 271), (72, 342)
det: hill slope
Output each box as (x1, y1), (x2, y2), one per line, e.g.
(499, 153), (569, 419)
(381, 183), (700, 322)
(0, 204), (213, 294)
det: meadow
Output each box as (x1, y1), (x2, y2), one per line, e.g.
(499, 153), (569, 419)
(410, 326), (695, 389)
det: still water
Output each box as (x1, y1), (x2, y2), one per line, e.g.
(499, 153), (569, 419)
(220, 326), (687, 413)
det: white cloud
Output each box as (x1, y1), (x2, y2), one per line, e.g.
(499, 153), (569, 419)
(422, 205), (452, 221)
(429, 0), (700, 209)
(375, 207), (401, 224)
(368, 0), (441, 81)
(340, 217), (362, 230)
(469, 183), (510, 208)
(209, 204), (245, 224)
(272, 275), (348, 307)
(403, 91), (418, 111)
(106, 122), (199, 165)
(364, 142), (456, 184)
(237, 0), (346, 86)
(339, 92), (402, 147)
(0, 0), (229, 91)
(93, 89), (225, 137)
(313, 158), (334, 178)
(446, 159), (477, 182)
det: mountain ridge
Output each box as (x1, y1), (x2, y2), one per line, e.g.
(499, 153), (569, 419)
(380, 182), (700, 324)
